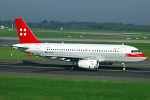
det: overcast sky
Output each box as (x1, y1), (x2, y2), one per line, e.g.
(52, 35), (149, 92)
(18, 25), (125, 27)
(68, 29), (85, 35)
(1, 0), (150, 25)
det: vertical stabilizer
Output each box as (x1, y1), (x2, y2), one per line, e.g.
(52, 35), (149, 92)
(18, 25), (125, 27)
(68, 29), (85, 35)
(15, 18), (42, 44)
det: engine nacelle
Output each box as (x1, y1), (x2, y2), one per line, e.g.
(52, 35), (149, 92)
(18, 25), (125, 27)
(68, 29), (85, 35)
(78, 60), (99, 69)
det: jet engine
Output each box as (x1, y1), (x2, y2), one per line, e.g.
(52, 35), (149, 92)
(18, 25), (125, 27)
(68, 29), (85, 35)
(78, 60), (99, 69)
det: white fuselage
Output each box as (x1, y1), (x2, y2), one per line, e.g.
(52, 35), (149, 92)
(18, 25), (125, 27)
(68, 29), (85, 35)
(13, 43), (147, 63)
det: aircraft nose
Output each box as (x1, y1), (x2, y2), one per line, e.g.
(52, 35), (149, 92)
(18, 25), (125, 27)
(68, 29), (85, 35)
(125, 53), (147, 61)
(137, 53), (147, 61)
(138, 53), (147, 59)
(142, 54), (147, 61)
(125, 53), (147, 57)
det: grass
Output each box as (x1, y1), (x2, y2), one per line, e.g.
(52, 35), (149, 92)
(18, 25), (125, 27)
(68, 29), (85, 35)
(33, 31), (114, 38)
(0, 47), (44, 59)
(1, 29), (150, 39)
(0, 30), (115, 38)
(0, 75), (150, 100)
(0, 30), (18, 37)
(0, 42), (150, 60)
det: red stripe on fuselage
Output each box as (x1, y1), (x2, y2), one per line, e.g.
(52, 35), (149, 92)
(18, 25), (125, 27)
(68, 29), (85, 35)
(125, 53), (146, 57)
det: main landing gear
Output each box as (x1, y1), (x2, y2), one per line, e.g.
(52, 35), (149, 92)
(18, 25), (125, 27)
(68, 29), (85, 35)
(71, 61), (79, 70)
(122, 63), (126, 71)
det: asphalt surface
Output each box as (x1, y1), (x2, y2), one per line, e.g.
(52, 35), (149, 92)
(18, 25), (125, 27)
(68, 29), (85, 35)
(0, 59), (150, 82)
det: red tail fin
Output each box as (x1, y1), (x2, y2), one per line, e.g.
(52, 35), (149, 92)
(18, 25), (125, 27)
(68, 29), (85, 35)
(15, 18), (42, 44)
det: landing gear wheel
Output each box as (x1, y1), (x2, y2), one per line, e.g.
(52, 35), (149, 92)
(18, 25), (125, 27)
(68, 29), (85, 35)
(122, 63), (126, 71)
(71, 65), (78, 70)
(71, 61), (79, 70)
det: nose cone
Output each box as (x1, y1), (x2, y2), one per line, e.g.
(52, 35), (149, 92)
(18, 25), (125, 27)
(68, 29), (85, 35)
(141, 53), (147, 61)
(142, 56), (147, 61)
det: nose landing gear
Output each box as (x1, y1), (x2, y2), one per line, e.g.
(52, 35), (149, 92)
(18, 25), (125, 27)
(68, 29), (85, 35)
(122, 63), (126, 71)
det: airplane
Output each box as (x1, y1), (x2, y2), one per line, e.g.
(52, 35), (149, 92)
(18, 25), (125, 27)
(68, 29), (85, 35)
(13, 18), (147, 70)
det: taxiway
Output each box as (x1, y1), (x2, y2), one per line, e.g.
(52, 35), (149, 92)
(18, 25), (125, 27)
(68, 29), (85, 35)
(0, 59), (150, 82)
(0, 37), (150, 47)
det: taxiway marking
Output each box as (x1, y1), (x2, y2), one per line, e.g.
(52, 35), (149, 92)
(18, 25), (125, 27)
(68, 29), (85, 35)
(11, 66), (34, 68)
(114, 64), (150, 66)
(0, 65), (9, 66)
(11, 65), (65, 69)
(34, 67), (65, 69)
(131, 71), (150, 72)
(93, 68), (150, 73)
(0, 63), (150, 72)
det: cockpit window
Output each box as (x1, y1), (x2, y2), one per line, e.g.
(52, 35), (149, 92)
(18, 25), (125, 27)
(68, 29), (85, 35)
(131, 50), (141, 53)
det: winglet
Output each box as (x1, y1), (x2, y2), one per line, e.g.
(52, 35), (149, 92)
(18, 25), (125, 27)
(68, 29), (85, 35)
(15, 18), (42, 44)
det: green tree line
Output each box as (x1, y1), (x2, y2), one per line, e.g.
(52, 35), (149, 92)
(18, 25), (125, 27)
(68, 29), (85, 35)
(0, 19), (150, 32)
